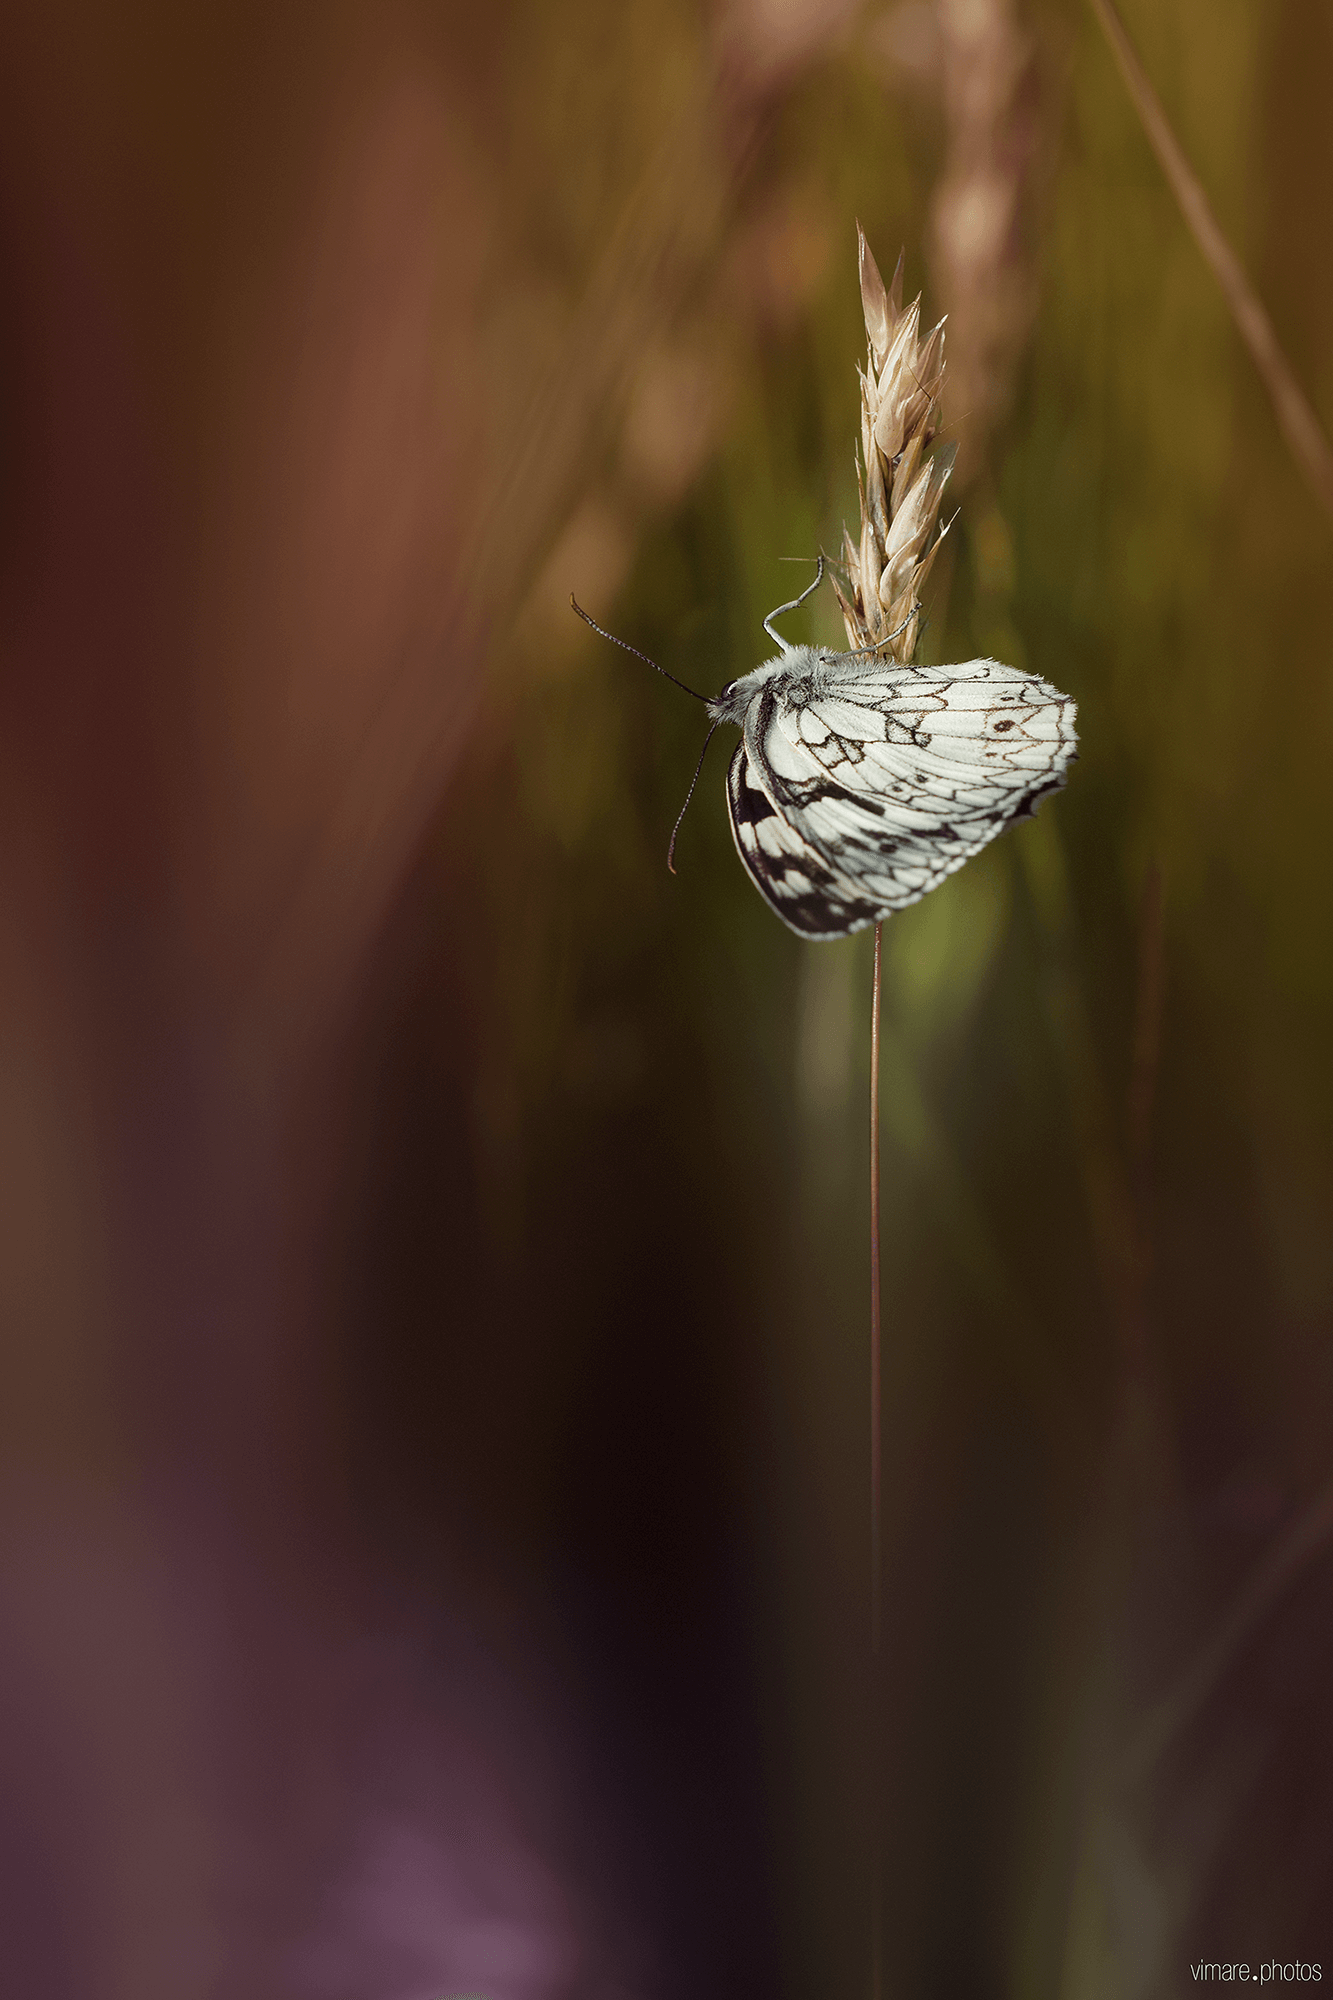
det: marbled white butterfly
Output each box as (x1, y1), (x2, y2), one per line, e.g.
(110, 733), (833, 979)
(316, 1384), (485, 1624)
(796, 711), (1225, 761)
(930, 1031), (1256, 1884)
(573, 558), (1077, 940)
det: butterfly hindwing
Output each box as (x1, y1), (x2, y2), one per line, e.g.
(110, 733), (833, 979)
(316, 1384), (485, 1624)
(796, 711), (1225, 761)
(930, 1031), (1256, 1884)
(725, 740), (881, 940)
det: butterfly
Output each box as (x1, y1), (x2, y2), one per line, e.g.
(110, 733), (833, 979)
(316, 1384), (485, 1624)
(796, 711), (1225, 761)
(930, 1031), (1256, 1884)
(572, 559), (1077, 940)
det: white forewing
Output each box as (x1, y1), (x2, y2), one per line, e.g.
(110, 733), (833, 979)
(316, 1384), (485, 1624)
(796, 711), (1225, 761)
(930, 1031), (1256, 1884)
(721, 648), (1077, 939)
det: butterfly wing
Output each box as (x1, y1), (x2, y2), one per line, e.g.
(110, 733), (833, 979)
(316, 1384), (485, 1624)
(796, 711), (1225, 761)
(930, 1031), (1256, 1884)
(731, 657), (1076, 937)
(726, 739), (884, 939)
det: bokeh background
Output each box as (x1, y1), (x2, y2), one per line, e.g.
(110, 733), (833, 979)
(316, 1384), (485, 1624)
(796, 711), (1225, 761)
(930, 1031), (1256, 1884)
(1, 0), (1331, 1994)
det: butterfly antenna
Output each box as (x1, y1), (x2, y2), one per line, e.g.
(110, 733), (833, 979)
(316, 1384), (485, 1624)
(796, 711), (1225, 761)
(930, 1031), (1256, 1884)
(570, 595), (709, 704)
(667, 721), (721, 875)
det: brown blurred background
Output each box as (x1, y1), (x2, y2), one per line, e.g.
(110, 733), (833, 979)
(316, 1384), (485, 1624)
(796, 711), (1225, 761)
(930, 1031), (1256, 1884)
(1, 0), (1331, 1994)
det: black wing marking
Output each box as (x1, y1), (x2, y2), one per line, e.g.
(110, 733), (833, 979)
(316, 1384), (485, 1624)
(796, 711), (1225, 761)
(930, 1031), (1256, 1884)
(725, 741), (881, 941)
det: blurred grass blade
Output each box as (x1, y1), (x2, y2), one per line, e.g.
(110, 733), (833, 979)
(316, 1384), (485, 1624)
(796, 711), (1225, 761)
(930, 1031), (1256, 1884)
(1126, 1471), (1333, 1786)
(1089, 0), (1333, 527)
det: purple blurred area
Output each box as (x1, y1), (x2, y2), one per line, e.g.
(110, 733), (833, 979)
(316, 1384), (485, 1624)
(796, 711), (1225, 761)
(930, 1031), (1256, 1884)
(0, 5), (668, 1994)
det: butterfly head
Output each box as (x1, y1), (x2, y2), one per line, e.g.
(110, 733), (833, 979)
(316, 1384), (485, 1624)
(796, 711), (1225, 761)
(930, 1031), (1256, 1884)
(707, 649), (819, 728)
(706, 683), (747, 727)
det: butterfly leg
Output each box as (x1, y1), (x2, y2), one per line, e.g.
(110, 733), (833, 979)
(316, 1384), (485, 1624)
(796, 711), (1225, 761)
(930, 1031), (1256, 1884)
(762, 552), (825, 651)
(843, 601), (918, 662)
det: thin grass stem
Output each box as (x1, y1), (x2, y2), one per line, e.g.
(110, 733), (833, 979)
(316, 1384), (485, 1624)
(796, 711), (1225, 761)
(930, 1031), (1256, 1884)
(870, 921), (882, 1658)
(869, 918), (883, 2000)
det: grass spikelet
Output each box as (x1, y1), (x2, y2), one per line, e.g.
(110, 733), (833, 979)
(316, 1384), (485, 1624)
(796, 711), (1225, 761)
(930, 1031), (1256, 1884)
(832, 227), (955, 665)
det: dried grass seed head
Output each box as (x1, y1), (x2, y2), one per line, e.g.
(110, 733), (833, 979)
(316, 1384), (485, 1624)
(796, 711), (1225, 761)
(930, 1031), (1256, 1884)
(834, 226), (953, 665)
